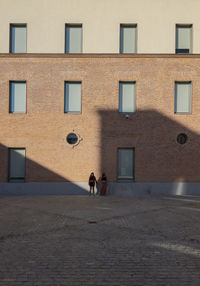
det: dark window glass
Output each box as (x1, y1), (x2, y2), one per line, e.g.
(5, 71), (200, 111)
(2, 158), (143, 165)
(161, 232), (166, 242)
(67, 133), (78, 145)
(177, 133), (187, 144)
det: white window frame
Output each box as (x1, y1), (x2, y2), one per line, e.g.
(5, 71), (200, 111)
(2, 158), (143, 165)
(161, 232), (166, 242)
(174, 81), (192, 114)
(120, 24), (137, 54)
(175, 24), (192, 54)
(119, 81), (136, 113)
(65, 24), (83, 53)
(10, 24), (27, 53)
(9, 81), (27, 114)
(64, 81), (82, 113)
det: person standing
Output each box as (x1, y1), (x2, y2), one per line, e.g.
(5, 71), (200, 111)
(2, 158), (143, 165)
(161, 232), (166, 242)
(100, 172), (107, 196)
(88, 172), (97, 196)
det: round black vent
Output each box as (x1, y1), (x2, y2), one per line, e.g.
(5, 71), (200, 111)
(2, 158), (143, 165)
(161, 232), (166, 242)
(67, 133), (78, 145)
(177, 133), (187, 145)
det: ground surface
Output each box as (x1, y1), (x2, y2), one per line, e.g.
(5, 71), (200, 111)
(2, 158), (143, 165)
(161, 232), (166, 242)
(0, 194), (200, 286)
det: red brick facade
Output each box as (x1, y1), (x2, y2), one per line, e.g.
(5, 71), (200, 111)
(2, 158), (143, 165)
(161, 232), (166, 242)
(0, 54), (200, 183)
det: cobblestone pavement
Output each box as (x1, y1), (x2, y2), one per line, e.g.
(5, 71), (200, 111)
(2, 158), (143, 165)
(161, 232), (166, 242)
(0, 194), (200, 286)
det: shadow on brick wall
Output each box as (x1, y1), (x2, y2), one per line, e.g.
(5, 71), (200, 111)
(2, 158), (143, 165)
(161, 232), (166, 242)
(98, 109), (200, 194)
(1, 109), (200, 196)
(0, 143), (88, 196)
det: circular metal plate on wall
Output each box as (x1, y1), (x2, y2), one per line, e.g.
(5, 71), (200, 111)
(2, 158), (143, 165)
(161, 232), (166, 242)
(177, 133), (187, 145)
(66, 133), (78, 145)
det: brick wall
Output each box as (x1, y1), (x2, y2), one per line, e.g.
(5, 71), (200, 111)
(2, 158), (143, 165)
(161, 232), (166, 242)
(0, 55), (200, 182)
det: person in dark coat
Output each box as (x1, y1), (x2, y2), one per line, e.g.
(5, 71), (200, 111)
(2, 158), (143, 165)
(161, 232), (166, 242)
(88, 172), (97, 196)
(100, 172), (107, 196)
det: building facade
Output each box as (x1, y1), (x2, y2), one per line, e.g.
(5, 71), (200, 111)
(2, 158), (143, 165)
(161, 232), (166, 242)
(0, 0), (200, 195)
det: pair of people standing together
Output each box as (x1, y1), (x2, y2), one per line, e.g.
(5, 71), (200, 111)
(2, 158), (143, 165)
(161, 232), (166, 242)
(88, 172), (107, 196)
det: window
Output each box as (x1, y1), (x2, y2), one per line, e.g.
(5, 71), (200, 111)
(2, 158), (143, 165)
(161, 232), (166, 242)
(9, 81), (26, 113)
(174, 82), (192, 114)
(176, 25), (192, 54)
(64, 82), (82, 113)
(10, 24), (27, 53)
(119, 82), (136, 113)
(9, 148), (26, 182)
(65, 24), (82, 53)
(120, 24), (137, 53)
(118, 148), (135, 180)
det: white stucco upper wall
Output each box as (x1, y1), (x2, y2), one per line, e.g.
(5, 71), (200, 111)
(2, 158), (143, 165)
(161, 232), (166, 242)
(0, 0), (200, 53)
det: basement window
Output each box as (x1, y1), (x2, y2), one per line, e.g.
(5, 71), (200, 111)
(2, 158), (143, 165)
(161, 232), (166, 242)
(9, 148), (26, 182)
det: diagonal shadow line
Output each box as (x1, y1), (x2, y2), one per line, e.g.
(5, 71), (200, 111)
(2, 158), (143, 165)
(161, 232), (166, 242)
(0, 142), (88, 195)
(98, 108), (200, 195)
(0, 109), (200, 196)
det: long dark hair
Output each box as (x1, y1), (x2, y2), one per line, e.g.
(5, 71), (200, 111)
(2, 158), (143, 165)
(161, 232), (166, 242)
(89, 172), (94, 179)
(101, 172), (107, 180)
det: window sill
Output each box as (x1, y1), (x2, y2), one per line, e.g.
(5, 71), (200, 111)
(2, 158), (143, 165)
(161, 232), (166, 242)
(9, 52), (27, 54)
(174, 112), (192, 115)
(9, 179), (25, 183)
(9, 112), (27, 114)
(117, 179), (135, 182)
(64, 112), (82, 114)
(119, 112), (136, 114)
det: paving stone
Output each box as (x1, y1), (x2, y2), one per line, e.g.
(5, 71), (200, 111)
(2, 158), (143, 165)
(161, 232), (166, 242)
(0, 195), (200, 285)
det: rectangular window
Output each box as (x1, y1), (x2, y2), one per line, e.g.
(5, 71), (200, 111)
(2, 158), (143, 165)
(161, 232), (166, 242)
(9, 148), (26, 182)
(118, 148), (135, 180)
(176, 25), (192, 54)
(119, 82), (136, 113)
(120, 24), (137, 53)
(10, 24), (27, 53)
(174, 82), (192, 114)
(9, 81), (26, 113)
(65, 24), (82, 53)
(64, 82), (82, 113)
